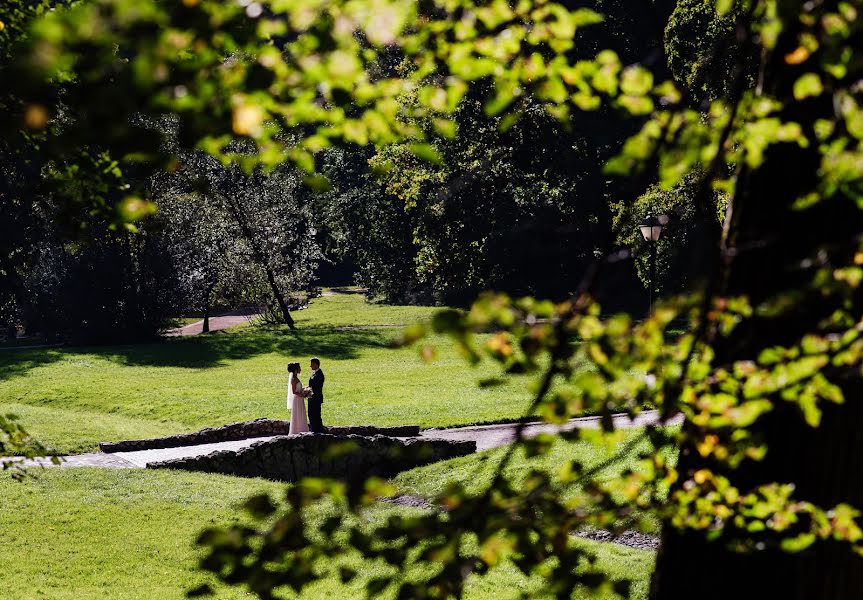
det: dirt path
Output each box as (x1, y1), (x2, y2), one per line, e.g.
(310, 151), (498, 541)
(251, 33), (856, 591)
(164, 307), (261, 337)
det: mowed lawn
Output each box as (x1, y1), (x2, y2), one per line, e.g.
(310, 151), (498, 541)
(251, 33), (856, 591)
(0, 295), (537, 455)
(0, 433), (656, 599)
(1, 295), (656, 599)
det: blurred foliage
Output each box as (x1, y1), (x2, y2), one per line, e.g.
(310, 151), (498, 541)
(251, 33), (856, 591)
(4, 0), (863, 597)
(663, 0), (756, 101)
(0, 413), (56, 480)
(190, 0), (863, 597)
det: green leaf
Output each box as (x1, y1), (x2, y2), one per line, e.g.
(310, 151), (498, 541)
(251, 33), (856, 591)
(620, 66), (653, 96)
(793, 73), (823, 100)
(408, 143), (441, 164)
(242, 494), (277, 518)
(432, 118), (456, 139)
(716, 0), (735, 16)
(303, 174), (333, 192)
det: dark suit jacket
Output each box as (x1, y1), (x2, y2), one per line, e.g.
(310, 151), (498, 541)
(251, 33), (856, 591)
(309, 368), (324, 403)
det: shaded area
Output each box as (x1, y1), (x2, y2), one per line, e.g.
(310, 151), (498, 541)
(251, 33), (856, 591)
(0, 326), (391, 380)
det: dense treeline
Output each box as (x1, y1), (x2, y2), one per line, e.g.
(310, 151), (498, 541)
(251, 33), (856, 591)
(8, 0), (863, 597)
(314, 0), (721, 308)
(1, 0), (725, 342)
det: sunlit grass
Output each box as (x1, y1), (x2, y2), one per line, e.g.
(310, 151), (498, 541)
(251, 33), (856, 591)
(0, 295), (539, 454)
(0, 467), (654, 599)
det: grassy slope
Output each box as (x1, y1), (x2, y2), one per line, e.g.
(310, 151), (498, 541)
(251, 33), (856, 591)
(393, 430), (667, 536)
(1, 295), (537, 454)
(394, 430), (646, 498)
(0, 466), (654, 600)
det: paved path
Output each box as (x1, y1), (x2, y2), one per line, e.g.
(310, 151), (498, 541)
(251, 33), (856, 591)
(112, 437), (281, 467)
(423, 411), (682, 451)
(13, 453), (139, 468)
(164, 307), (261, 337)
(2, 410), (681, 470)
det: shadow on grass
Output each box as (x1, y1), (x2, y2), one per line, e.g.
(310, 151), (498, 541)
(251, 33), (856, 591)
(0, 327), (392, 381)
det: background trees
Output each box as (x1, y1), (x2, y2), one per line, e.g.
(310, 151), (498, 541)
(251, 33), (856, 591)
(7, 0), (863, 598)
(155, 153), (322, 328)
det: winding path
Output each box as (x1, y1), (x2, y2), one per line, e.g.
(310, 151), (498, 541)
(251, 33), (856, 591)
(6, 410), (682, 470)
(6, 411), (680, 551)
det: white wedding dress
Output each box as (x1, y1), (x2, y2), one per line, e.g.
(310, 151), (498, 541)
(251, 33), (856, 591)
(288, 374), (309, 434)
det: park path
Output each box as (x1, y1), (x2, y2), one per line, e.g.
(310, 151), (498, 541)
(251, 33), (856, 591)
(161, 290), (356, 336)
(164, 307), (261, 337)
(4, 410), (682, 470)
(422, 410), (682, 451)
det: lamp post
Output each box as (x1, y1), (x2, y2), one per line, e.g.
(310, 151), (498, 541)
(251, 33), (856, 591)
(639, 212), (665, 313)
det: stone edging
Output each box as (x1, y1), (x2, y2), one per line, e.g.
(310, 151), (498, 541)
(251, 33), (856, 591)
(146, 432), (475, 482)
(99, 419), (420, 453)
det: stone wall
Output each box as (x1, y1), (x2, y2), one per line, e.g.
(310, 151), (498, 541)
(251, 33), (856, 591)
(146, 433), (475, 482)
(99, 419), (421, 453)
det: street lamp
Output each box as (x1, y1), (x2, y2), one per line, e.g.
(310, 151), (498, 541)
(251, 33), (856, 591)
(639, 212), (665, 313)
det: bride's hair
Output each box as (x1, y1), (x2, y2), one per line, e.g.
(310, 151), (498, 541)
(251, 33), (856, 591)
(287, 362), (300, 375)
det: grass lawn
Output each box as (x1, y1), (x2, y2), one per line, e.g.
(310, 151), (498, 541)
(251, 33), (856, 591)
(0, 469), (279, 599)
(394, 429), (651, 498)
(1, 295), (542, 455)
(0, 294), (655, 597)
(0, 451), (656, 599)
(394, 428), (671, 538)
(169, 317), (205, 327)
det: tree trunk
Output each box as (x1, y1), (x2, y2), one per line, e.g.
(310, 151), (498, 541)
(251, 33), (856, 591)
(651, 6), (863, 598)
(202, 279), (215, 334)
(0, 252), (41, 336)
(220, 193), (295, 329)
(263, 265), (295, 328)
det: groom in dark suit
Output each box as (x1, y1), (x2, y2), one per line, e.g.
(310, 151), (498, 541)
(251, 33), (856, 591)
(308, 357), (326, 433)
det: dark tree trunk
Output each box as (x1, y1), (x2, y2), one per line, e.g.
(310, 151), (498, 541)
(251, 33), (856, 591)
(262, 264), (295, 328)
(651, 5), (863, 598)
(0, 252), (41, 336)
(201, 279), (215, 334)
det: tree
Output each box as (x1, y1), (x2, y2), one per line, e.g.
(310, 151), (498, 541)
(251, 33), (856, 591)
(158, 152), (321, 327)
(8, 0), (863, 598)
(663, 0), (752, 101)
(361, 96), (615, 306)
(154, 188), (246, 333)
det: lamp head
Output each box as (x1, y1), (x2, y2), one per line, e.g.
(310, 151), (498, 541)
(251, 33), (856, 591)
(639, 213), (664, 242)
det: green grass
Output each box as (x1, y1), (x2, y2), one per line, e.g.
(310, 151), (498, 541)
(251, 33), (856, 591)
(394, 430), (646, 498)
(1, 295), (540, 455)
(0, 467), (655, 599)
(0, 469), (280, 599)
(294, 292), (443, 328)
(0, 295), (658, 598)
(170, 317), (204, 327)
(394, 428), (669, 536)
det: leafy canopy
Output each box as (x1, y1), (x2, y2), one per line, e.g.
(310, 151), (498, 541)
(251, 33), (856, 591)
(7, 0), (863, 598)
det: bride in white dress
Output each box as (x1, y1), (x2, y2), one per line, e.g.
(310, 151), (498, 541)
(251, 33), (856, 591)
(287, 362), (310, 434)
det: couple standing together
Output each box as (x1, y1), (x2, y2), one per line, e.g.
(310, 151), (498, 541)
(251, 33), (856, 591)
(287, 357), (326, 435)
